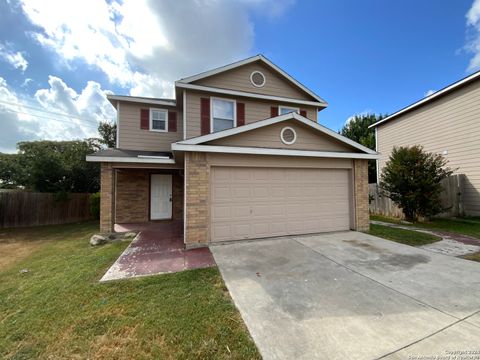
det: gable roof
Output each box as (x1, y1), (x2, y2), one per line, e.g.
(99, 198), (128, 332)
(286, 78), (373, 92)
(177, 55), (328, 106)
(175, 112), (377, 155)
(369, 69), (480, 129)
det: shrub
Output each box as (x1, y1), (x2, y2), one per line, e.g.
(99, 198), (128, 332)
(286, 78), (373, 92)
(379, 145), (454, 222)
(89, 192), (100, 220)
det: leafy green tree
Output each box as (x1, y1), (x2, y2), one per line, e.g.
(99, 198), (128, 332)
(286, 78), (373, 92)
(0, 140), (101, 193)
(340, 113), (386, 183)
(97, 121), (117, 148)
(379, 145), (454, 222)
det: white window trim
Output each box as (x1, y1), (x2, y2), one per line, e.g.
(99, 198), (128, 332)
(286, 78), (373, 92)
(210, 97), (237, 133)
(279, 105), (300, 115)
(150, 108), (168, 132)
(280, 126), (297, 145)
(250, 70), (266, 87)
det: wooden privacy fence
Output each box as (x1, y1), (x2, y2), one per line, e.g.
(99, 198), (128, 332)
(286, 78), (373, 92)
(0, 192), (93, 228)
(369, 174), (465, 219)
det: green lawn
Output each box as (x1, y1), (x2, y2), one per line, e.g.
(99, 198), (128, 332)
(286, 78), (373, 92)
(371, 214), (480, 239)
(462, 252), (480, 262)
(0, 222), (260, 360)
(368, 224), (442, 246)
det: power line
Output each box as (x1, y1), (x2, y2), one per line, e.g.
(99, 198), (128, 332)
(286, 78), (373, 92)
(0, 108), (100, 129)
(0, 99), (113, 125)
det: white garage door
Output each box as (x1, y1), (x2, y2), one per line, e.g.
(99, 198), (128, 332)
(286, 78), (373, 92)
(210, 167), (351, 242)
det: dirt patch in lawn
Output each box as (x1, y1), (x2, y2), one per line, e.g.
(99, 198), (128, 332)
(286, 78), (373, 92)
(0, 240), (48, 271)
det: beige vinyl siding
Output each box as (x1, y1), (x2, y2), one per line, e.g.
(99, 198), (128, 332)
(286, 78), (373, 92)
(377, 79), (480, 215)
(185, 90), (318, 139)
(193, 61), (315, 101)
(208, 120), (356, 152)
(207, 153), (354, 169)
(117, 102), (183, 152)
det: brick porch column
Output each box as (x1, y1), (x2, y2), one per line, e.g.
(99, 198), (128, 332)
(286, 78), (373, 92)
(100, 163), (115, 233)
(185, 152), (209, 248)
(354, 159), (369, 231)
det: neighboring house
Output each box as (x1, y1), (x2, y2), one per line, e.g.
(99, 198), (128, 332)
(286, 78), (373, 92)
(370, 70), (480, 216)
(87, 55), (378, 247)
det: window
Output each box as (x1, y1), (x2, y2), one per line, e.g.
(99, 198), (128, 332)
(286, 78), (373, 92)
(211, 98), (236, 132)
(279, 106), (299, 115)
(150, 109), (168, 132)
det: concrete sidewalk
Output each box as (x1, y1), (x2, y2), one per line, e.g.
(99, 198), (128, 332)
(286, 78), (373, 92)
(371, 220), (480, 257)
(212, 231), (480, 360)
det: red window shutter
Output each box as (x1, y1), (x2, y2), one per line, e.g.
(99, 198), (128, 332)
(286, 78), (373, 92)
(299, 109), (307, 117)
(168, 111), (177, 132)
(271, 106), (278, 117)
(140, 109), (149, 129)
(237, 103), (245, 126)
(200, 98), (210, 135)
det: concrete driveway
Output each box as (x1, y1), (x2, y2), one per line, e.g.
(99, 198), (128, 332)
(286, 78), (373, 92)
(211, 231), (480, 360)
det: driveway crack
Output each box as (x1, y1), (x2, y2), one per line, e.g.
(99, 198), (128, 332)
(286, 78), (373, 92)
(374, 310), (480, 359)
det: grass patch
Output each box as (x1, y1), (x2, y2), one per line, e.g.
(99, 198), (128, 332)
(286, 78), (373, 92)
(371, 214), (480, 239)
(0, 222), (260, 359)
(462, 252), (480, 262)
(368, 224), (442, 246)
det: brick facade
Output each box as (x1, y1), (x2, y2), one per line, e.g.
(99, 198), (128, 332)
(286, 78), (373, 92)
(184, 152), (209, 247)
(100, 163), (114, 233)
(100, 166), (184, 231)
(354, 159), (369, 232)
(115, 170), (149, 223)
(115, 169), (184, 223)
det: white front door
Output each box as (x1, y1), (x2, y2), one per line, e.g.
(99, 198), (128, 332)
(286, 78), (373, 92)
(150, 174), (172, 220)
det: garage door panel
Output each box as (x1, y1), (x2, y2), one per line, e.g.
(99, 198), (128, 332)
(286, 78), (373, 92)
(210, 167), (351, 242)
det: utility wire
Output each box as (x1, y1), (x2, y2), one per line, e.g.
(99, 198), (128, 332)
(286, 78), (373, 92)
(1, 108), (100, 129)
(0, 99), (113, 125)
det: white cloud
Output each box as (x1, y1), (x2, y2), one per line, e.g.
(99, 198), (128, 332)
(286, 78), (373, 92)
(466, 0), (480, 71)
(345, 109), (374, 125)
(19, 0), (293, 97)
(424, 89), (436, 97)
(0, 76), (115, 153)
(0, 43), (28, 72)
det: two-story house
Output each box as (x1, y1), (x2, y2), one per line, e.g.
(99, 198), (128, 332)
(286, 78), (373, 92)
(87, 55), (378, 247)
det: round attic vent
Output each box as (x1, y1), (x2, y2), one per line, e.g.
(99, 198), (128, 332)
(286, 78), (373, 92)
(281, 126), (296, 145)
(250, 71), (266, 87)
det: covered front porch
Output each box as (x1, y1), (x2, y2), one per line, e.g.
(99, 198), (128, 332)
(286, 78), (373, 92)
(91, 148), (185, 235)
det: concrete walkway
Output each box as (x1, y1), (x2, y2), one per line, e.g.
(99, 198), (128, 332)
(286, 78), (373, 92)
(212, 232), (480, 360)
(371, 220), (480, 257)
(101, 222), (215, 281)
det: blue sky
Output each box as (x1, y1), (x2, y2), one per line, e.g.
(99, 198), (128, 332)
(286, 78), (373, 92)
(0, 0), (479, 152)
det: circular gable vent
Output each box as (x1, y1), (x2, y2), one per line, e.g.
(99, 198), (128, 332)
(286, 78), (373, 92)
(281, 127), (297, 145)
(250, 71), (266, 87)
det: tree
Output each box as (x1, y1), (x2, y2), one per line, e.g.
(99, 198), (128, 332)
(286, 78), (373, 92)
(340, 113), (386, 183)
(97, 121), (117, 148)
(0, 140), (101, 193)
(379, 145), (454, 222)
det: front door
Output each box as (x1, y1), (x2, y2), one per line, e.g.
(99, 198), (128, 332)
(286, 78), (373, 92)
(150, 174), (172, 220)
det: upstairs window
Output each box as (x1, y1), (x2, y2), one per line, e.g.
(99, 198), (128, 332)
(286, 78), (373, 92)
(279, 106), (299, 115)
(212, 98), (236, 132)
(150, 109), (168, 132)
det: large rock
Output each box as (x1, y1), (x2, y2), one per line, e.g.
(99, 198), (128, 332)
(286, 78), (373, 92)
(90, 234), (107, 246)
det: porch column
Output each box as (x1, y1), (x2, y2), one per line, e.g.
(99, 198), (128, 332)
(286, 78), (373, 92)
(100, 163), (115, 233)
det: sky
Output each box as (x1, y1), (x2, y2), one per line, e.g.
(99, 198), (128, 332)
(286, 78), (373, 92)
(0, 0), (479, 153)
